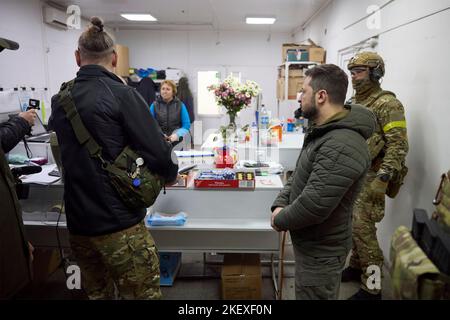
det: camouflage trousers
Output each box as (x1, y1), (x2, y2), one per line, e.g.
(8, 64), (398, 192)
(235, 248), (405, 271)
(69, 220), (162, 300)
(349, 169), (385, 294)
(293, 245), (347, 300)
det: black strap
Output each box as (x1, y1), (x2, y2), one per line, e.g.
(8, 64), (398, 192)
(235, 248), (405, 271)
(57, 80), (105, 164)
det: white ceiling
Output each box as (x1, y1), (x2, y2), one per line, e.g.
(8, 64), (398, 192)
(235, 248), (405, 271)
(48, 0), (330, 33)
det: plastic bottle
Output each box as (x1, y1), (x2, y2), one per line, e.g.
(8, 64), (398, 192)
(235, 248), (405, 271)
(296, 116), (304, 132)
(259, 105), (269, 130)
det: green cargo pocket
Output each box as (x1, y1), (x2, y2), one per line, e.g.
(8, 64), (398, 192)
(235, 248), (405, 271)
(299, 272), (331, 287)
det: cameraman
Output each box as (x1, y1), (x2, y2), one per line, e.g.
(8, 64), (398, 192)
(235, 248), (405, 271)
(0, 36), (37, 299)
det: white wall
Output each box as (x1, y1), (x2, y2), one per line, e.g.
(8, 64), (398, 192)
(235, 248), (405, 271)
(0, 0), (115, 119)
(295, 0), (450, 259)
(116, 29), (291, 136)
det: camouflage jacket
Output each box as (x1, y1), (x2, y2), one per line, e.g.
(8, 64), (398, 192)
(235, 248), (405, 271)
(355, 87), (409, 178)
(390, 226), (445, 299)
(434, 170), (450, 234)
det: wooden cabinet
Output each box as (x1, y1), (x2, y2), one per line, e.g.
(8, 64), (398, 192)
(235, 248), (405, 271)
(114, 44), (129, 77)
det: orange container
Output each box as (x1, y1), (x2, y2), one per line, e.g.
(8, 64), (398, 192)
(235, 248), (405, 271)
(271, 125), (283, 142)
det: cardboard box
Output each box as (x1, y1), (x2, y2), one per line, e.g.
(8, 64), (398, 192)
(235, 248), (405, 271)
(277, 76), (304, 100)
(221, 253), (262, 300)
(194, 171), (255, 190)
(165, 69), (183, 81)
(279, 66), (303, 78)
(281, 43), (310, 63)
(287, 49), (309, 62)
(309, 47), (326, 63)
(114, 44), (130, 77)
(281, 40), (326, 63)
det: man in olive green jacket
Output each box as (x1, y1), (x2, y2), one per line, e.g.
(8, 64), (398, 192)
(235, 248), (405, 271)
(271, 64), (376, 300)
(0, 37), (37, 299)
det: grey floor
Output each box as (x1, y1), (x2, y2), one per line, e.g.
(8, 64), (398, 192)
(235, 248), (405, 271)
(160, 245), (393, 300)
(15, 243), (393, 300)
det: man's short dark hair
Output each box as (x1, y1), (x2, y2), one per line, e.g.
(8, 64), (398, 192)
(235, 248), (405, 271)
(304, 64), (348, 105)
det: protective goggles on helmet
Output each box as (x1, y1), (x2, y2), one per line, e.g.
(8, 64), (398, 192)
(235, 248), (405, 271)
(349, 67), (369, 76)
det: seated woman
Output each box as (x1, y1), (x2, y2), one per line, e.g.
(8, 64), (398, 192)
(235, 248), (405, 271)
(149, 80), (190, 144)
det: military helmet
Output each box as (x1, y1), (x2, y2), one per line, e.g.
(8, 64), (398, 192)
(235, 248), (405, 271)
(348, 51), (385, 80)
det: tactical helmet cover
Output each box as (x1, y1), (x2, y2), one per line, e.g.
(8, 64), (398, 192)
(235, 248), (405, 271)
(348, 51), (385, 78)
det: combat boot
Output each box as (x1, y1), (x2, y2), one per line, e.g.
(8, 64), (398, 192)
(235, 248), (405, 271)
(341, 266), (362, 282)
(348, 289), (381, 300)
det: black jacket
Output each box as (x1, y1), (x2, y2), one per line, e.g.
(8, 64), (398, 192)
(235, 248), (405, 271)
(272, 105), (376, 257)
(180, 94), (195, 123)
(136, 77), (157, 106)
(0, 116), (33, 299)
(49, 65), (178, 236)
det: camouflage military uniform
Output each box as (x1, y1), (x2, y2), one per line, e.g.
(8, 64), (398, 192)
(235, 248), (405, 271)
(347, 52), (409, 295)
(69, 221), (162, 300)
(434, 170), (450, 234)
(390, 226), (445, 299)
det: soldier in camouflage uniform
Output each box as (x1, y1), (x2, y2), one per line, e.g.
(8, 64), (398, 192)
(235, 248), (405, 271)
(342, 52), (409, 300)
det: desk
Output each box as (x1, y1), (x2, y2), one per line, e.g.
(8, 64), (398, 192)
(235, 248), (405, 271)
(201, 132), (304, 171)
(21, 174), (286, 298)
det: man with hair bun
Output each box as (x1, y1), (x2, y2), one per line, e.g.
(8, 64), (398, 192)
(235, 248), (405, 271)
(49, 17), (178, 300)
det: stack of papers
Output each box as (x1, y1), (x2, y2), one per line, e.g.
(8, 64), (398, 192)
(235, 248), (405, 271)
(147, 212), (187, 226)
(17, 164), (61, 185)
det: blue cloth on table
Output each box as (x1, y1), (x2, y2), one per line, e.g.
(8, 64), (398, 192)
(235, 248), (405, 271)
(147, 212), (187, 226)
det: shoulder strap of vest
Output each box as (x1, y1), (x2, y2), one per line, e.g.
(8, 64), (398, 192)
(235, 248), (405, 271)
(57, 79), (105, 163)
(366, 90), (396, 108)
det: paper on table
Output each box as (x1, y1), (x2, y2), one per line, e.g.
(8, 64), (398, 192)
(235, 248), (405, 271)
(19, 164), (60, 185)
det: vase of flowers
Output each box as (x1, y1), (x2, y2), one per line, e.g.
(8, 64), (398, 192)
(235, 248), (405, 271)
(208, 76), (261, 135)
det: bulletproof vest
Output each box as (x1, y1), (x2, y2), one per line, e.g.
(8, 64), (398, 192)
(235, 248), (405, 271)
(364, 89), (396, 121)
(434, 171), (450, 234)
(363, 90), (396, 160)
(154, 98), (182, 136)
(390, 226), (446, 299)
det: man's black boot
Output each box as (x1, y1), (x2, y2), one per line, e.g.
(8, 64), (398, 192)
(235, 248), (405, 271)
(348, 289), (381, 300)
(341, 266), (362, 282)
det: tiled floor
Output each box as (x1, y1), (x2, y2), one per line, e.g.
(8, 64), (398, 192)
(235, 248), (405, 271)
(15, 245), (393, 300)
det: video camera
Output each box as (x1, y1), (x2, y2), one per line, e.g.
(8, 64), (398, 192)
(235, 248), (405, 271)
(27, 99), (40, 111)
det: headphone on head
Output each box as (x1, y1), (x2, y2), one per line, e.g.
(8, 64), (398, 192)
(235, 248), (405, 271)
(368, 58), (385, 81)
(370, 63), (384, 81)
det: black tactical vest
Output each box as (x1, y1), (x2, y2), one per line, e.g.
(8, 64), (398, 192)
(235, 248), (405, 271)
(154, 97), (182, 136)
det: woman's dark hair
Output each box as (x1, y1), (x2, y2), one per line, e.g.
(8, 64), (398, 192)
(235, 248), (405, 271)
(78, 16), (115, 61)
(304, 64), (348, 105)
(177, 77), (193, 104)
